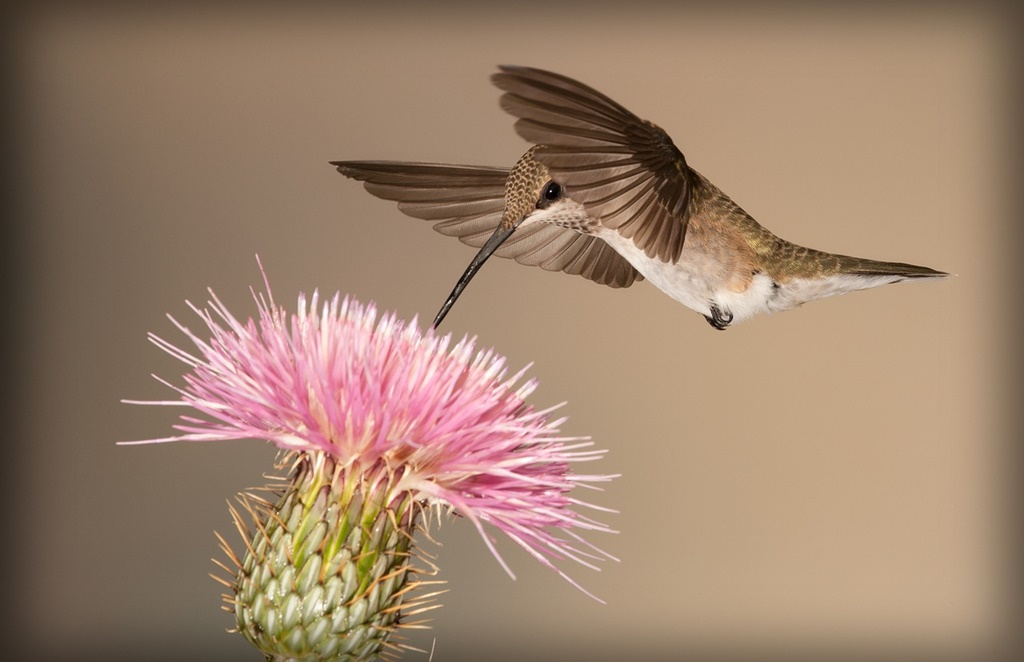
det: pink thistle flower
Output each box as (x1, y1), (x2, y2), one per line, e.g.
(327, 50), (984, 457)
(124, 268), (616, 659)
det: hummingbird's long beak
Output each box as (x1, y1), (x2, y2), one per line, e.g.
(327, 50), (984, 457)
(432, 221), (518, 328)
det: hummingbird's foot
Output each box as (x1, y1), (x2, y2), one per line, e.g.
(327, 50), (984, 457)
(705, 304), (733, 330)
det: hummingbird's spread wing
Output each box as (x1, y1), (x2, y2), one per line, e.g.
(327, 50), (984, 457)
(493, 65), (692, 264)
(333, 161), (643, 287)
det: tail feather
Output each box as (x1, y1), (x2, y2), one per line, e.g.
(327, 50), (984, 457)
(766, 238), (947, 282)
(836, 255), (948, 280)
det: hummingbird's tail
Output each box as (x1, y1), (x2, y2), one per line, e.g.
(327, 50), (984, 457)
(761, 246), (948, 315)
(833, 255), (948, 280)
(769, 238), (948, 283)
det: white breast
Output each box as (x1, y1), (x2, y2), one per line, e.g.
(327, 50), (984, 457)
(595, 228), (721, 319)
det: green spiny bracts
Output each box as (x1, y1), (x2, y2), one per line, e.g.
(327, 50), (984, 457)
(218, 452), (439, 661)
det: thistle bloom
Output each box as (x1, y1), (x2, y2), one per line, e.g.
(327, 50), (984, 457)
(124, 273), (616, 660)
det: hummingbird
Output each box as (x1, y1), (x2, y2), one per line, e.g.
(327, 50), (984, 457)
(332, 65), (946, 330)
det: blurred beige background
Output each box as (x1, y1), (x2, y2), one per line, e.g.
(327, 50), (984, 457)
(6, 4), (1017, 661)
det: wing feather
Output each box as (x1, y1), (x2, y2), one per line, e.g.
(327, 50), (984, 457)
(492, 65), (693, 263)
(333, 160), (642, 287)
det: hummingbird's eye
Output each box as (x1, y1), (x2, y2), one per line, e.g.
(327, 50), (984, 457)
(537, 180), (562, 208)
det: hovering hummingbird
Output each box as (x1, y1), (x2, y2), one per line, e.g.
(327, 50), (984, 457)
(333, 65), (946, 330)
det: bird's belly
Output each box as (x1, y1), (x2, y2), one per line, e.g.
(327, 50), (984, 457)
(596, 230), (716, 318)
(596, 229), (780, 323)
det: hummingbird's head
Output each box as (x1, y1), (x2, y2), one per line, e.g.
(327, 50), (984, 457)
(502, 146), (554, 228)
(432, 147), (572, 328)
